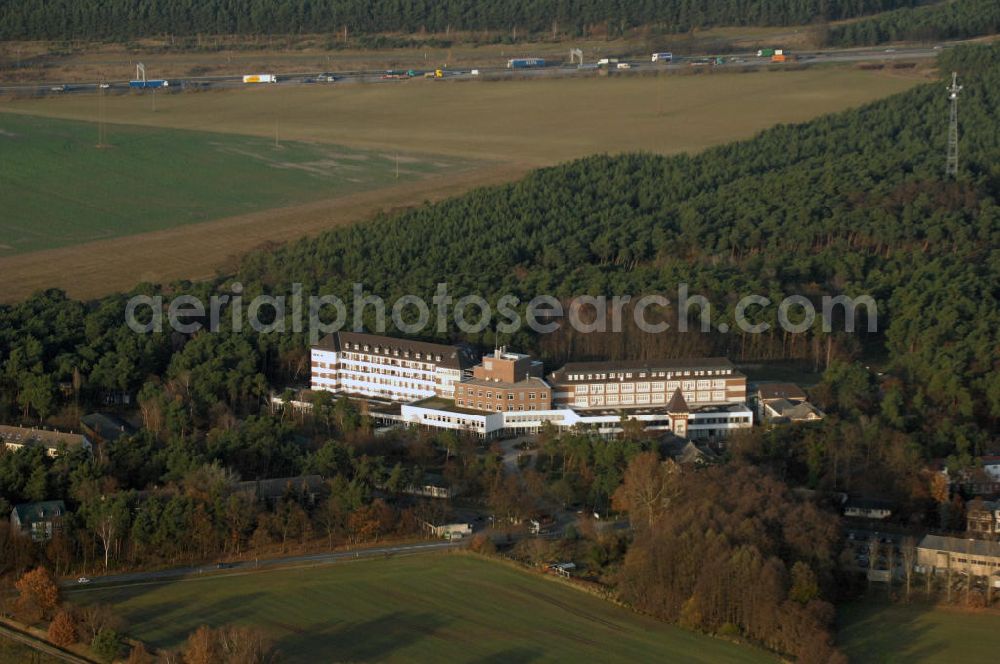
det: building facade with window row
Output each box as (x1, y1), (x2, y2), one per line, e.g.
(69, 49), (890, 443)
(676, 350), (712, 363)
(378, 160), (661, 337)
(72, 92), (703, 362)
(311, 334), (752, 440)
(547, 358), (746, 411)
(310, 332), (478, 402)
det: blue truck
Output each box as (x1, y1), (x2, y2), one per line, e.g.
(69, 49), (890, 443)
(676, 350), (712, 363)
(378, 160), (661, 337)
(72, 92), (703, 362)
(128, 79), (169, 89)
(506, 58), (546, 69)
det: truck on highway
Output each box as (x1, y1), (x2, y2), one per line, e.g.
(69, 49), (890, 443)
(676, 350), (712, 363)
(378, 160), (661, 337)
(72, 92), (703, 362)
(651, 52), (673, 63)
(506, 58), (545, 69)
(242, 74), (277, 83)
(757, 48), (781, 58)
(128, 79), (169, 89)
(597, 57), (619, 67)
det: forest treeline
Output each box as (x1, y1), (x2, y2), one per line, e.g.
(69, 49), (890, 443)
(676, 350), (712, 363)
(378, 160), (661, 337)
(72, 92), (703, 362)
(827, 0), (1000, 46)
(0, 0), (922, 41)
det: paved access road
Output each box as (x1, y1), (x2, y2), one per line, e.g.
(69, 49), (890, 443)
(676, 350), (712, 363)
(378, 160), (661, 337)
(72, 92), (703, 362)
(62, 539), (461, 593)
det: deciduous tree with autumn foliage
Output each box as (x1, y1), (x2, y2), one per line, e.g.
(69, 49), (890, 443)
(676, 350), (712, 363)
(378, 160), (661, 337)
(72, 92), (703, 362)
(616, 461), (844, 662)
(14, 566), (60, 623)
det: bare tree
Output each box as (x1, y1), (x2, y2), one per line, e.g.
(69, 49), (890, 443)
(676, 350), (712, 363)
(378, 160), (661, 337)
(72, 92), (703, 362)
(867, 536), (880, 590)
(611, 452), (676, 531)
(946, 557), (953, 603)
(77, 603), (120, 643)
(966, 539), (973, 606)
(886, 544), (895, 598)
(901, 536), (917, 602)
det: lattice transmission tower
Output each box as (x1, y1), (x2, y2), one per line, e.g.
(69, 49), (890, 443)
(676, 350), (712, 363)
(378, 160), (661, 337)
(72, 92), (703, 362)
(946, 72), (962, 178)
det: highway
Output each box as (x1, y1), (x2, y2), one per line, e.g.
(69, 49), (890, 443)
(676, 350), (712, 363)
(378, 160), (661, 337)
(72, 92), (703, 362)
(0, 45), (945, 96)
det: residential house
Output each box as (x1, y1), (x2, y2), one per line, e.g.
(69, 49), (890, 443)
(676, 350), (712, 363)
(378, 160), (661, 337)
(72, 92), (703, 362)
(939, 457), (1000, 496)
(10, 501), (67, 542)
(663, 437), (718, 466)
(843, 497), (893, 520)
(967, 499), (1000, 537)
(423, 521), (472, 539)
(0, 425), (91, 457)
(234, 475), (325, 507)
(81, 413), (135, 444)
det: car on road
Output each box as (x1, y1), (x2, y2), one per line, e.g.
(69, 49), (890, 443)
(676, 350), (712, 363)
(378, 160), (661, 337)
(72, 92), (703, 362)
(77, 577), (91, 584)
(98, 83), (110, 89)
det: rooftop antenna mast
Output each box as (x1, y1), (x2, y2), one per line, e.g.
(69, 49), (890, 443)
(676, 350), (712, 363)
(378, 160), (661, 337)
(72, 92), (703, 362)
(946, 71), (962, 178)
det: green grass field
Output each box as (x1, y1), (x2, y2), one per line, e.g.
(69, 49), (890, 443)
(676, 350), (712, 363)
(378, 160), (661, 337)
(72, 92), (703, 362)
(69, 553), (774, 663)
(0, 113), (473, 256)
(838, 599), (1000, 663)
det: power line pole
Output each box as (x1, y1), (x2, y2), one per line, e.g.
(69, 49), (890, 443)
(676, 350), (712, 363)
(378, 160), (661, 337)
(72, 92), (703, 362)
(97, 82), (108, 147)
(946, 71), (962, 178)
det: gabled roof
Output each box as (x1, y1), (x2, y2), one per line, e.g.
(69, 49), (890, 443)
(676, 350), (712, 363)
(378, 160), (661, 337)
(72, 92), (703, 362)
(919, 534), (1000, 557)
(765, 398), (796, 412)
(765, 399), (825, 421)
(0, 425), (88, 451)
(11, 500), (66, 524)
(967, 499), (1000, 513)
(666, 388), (689, 413)
(81, 413), (135, 442)
(677, 441), (717, 465)
(314, 332), (478, 370)
(756, 383), (807, 401)
(781, 402), (825, 421)
(234, 475), (325, 500)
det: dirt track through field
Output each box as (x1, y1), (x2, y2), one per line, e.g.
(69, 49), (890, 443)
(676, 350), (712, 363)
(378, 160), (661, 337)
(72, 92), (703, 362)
(0, 161), (528, 302)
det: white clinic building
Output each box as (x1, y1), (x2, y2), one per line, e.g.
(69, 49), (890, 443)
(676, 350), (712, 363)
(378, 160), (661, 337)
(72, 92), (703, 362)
(310, 332), (478, 402)
(310, 333), (751, 440)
